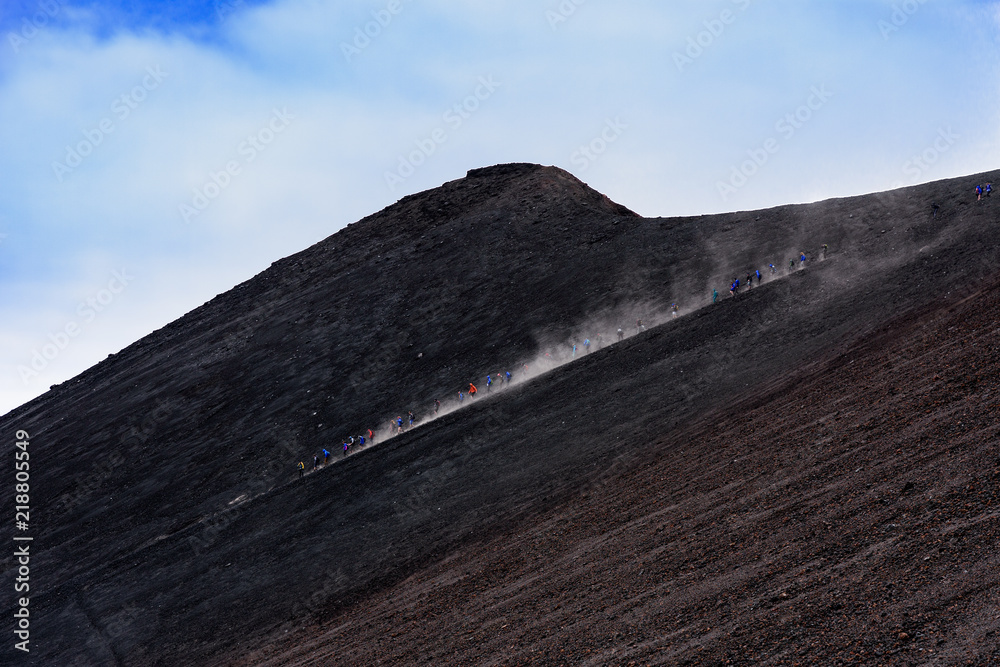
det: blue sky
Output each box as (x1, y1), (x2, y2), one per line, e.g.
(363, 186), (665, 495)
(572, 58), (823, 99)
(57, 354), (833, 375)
(1, 0), (998, 414)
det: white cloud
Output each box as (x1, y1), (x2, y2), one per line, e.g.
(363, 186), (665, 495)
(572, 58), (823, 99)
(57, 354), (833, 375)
(0, 0), (998, 414)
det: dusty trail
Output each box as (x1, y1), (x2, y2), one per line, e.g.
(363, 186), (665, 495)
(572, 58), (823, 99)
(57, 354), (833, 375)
(245, 276), (1000, 667)
(325, 259), (830, 470)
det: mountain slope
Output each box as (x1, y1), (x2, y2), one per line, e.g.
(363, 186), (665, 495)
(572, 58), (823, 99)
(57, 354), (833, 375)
(1, 163), (998, 665)
(244, 272), (1000, 666)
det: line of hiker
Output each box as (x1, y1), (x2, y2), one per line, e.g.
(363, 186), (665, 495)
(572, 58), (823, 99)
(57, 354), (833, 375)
(298, 428), (378, 477)
(464, 368), (515, 402)
(296, 242), (832, 477)
(976, 183), (992, 201)
(726, 245), (828, 298)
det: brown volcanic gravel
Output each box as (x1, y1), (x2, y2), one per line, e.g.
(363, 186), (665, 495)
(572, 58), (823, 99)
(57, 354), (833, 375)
(242, 283), (1000, 666)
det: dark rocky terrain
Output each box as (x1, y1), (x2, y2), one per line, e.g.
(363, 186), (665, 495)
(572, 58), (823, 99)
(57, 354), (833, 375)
(2, 163), (998, 665)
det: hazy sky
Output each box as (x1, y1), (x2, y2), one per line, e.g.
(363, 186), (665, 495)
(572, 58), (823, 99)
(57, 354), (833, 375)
(1, 0), (998, 414)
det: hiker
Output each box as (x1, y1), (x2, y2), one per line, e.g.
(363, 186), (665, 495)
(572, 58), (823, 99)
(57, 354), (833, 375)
(976, 184), (983, 200)
(584, 338), (591, 352)
(712, 288), (718, 304)
(932, 203), (940, 218)
(408, 411), (414, 428)
(821, 244), (828, 260)
(297, 461), (305, 478)
(671, 303), (679, 318)
(486, 374), (493, 392)
(322, 448), (330, 465)
(769, 263), (776, 274)
(349, 435), (355, 448)
(617, 327), (624, 342)
(800, 252), (806, 265)
(789, 259), (795, 271)
(596, 334), (603, 349)
(469, 383), (478, 397)
(396, 416), (403, 434)
(434, 399), (441, 414)
(505, 371), (511, 383)
(368, 428), (375, 445)
(636, 319), (645, 332)
(987, 183), (993, 198)
(358, 434), (365, 447)
(756, 269), (762, 283)
(458, 391), (464, 403)
(746, 273), (753, 290)
(343, 441), (349, 457)
(572, 344), (577, 358)
(313, 454), (319, 471)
